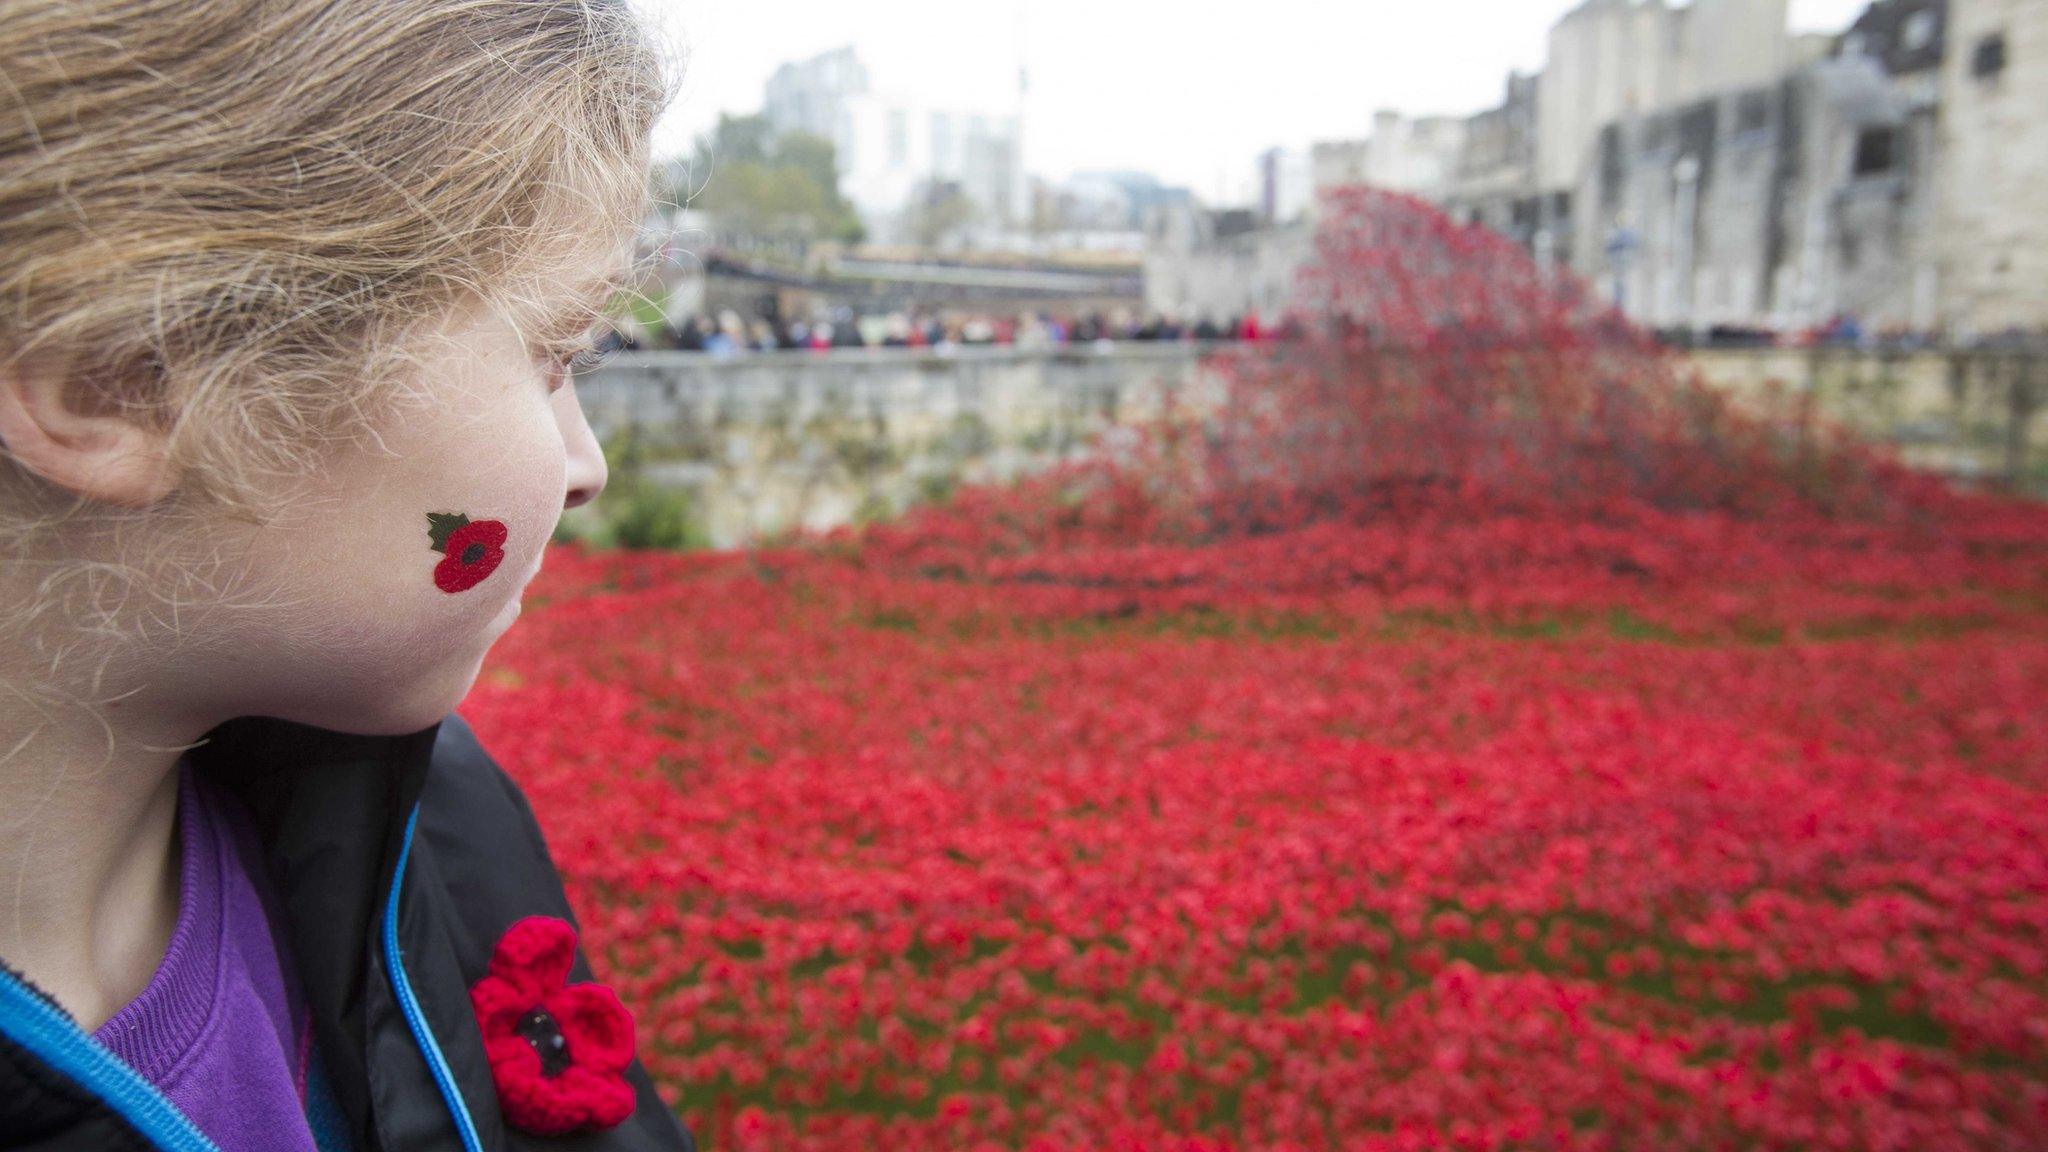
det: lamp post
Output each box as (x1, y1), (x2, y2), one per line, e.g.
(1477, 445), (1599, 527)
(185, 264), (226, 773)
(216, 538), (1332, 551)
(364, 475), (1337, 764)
(1605, 223), (1641, 314)
(1672, 155), (1700, 334)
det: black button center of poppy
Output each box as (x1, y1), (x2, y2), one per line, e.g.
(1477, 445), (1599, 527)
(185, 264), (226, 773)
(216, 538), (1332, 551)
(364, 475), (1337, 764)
(460, 542), (487, 565)
(514, 1006), (573, 1077)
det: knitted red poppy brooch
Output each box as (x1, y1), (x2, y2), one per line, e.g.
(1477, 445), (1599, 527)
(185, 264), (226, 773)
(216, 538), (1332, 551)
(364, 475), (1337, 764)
(426, 512), (507, 593)
(469, 916), (637, 1135)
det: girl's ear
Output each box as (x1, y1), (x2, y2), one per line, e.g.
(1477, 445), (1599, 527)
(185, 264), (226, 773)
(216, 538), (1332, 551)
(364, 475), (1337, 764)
(0, 359), (178, 507)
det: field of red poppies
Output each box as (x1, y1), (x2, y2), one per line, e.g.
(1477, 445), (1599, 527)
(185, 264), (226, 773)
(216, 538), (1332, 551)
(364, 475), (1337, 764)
(467, 191), (2048, 1151)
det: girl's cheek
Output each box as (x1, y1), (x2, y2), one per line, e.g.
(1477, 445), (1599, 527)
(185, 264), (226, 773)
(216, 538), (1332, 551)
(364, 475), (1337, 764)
(412, 443), (563, 611)
(283, 408), (562, 651)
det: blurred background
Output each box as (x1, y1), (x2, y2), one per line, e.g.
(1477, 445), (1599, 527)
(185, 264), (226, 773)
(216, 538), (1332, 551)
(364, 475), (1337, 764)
(566, 0), (2045, 549)
(504, 7), (2048, 1148)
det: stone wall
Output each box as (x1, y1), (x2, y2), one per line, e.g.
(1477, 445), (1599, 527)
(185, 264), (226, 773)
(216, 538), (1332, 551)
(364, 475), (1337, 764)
(579, 344), (2042, 547)
(575, 346), (1225, 548)
(1681, 345), (2046, 480)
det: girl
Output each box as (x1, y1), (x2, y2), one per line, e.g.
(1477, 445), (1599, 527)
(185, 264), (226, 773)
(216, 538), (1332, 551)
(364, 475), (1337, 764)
(0, 2), (691, 1150)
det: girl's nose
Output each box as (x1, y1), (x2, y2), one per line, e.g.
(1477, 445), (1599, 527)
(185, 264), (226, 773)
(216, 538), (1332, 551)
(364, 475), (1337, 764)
(554, 383), (608, 509)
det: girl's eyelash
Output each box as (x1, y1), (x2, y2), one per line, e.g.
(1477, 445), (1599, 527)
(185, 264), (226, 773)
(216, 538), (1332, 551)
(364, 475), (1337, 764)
(543, 326), (625, 379)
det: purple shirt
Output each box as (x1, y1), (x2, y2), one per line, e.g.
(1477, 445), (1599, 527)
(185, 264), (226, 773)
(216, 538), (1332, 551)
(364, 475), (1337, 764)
(93, 762), (319, 1152)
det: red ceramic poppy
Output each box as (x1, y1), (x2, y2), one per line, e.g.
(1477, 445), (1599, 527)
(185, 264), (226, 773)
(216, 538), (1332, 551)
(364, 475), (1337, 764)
(469, 916), (637, 1136)
(428, 514), (508, 593)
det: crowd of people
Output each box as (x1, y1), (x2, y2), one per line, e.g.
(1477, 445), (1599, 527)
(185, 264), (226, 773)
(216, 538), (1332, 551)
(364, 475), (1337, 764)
(612, 307), (2042, 359)
(629, 307), (1293, 355)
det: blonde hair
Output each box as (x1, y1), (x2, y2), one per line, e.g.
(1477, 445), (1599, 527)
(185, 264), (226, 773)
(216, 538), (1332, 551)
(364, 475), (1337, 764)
(0, 0), (678, 645)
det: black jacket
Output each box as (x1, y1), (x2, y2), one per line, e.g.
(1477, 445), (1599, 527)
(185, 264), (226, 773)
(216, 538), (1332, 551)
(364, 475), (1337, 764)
(0, 713), (696, 1152)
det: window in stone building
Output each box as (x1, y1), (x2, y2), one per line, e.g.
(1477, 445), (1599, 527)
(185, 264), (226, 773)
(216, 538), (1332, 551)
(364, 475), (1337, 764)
(1598, 126), (1625, 209)
(1903, 11), (1937, 53)
(1644, 115), (1674, 154)
(1972, 33), (2008, 79)
(1853, 126), (1900, 177)
(1736, 91), (1771, 136)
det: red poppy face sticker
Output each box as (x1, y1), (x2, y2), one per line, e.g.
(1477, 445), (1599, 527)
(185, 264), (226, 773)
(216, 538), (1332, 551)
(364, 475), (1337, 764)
(469, 916), (638, 1136)
(426, 512), (508, 594)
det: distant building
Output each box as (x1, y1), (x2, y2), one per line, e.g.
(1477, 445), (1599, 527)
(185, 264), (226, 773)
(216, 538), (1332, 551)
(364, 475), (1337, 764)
(1309, 140), (1368, 197)
(1537, 0), (1798, 194)
(1562, 0), (1979, 334)
(1013, 171), (1196, 256)
(1144, 205), (1310, 322)
(1440, 73), (1567, 269)
(1312, 111), (1468, 202)
(761, 47), (1028, 239)
(1192, 0), (2037, 338)
(1257, 147), (1315, 224)
(1060, 171), (1196, 232)
(763, 46), (871, 143)
(1934, 0), (2047, 334)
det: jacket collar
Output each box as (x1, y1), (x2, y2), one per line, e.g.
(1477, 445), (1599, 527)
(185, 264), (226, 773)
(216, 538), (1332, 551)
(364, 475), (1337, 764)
(188, 715), (446, 1148)
(188, 714), (444, 944)
(190, 714), (443, 825)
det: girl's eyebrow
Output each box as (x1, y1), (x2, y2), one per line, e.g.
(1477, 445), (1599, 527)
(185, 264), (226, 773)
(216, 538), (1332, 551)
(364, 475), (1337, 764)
(537, 270), (631, 336)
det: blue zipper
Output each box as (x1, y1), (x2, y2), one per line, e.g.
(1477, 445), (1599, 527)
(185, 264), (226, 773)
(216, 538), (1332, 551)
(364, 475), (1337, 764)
(0, 967), (222, 1152)
(383, 802), (486, 1152)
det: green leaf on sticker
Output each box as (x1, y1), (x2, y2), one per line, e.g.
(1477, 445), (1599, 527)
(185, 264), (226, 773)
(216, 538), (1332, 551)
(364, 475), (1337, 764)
(426, 511), (471, 554)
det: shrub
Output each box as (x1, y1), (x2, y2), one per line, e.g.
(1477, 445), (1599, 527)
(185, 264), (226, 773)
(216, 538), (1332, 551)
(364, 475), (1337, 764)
(605, 482), (707, 552)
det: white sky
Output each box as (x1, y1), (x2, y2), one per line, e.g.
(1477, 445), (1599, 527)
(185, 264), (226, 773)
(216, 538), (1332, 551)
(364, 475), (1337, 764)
(634, 0), (1874, 202)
